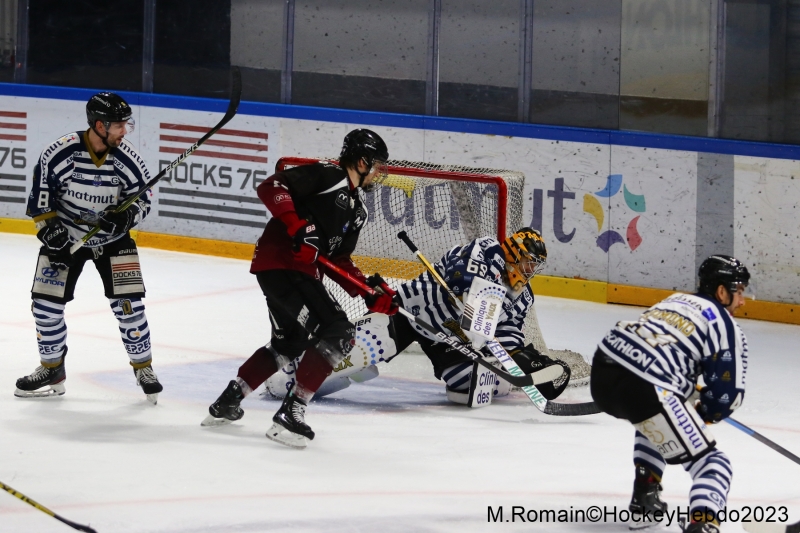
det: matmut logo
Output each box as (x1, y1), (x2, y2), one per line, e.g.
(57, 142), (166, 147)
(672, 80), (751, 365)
(158, 122), (268, 165)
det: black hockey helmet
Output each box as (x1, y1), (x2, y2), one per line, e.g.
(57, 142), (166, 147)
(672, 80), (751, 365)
(86, 92), (133, 129)
(698, 255), (750, 296)
(339, 129), (389, 170)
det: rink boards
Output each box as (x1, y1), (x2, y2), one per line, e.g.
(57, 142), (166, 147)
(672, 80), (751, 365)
(0, 85), (799, 310)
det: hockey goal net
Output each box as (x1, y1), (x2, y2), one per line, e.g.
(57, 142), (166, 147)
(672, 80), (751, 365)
(276, 158), (590, 385)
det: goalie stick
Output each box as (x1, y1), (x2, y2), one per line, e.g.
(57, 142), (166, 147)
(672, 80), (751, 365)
(70, 67), (243, 254)
(397, 230), (600, 417)
(316, 256), (542, 389)
(1, 480), (98, 532)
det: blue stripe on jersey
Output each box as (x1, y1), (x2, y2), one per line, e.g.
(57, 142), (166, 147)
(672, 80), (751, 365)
(599, 293), (747, 417)
(28, 131), (151, 247)
(398, 237), (533, 353)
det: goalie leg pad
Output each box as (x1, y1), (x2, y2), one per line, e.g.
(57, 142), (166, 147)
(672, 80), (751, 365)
(110, 298), (152, 363)
(32, 298), (67, 362)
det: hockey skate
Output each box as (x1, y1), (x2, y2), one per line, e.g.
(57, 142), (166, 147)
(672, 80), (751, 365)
(629, 465), (668, 530)
(201, 380), (245, 427)
(682, 521), (720, 533)
(14, 350), (67, 398)
(266, 391), (314, 449)
(132, 362), (163, 405)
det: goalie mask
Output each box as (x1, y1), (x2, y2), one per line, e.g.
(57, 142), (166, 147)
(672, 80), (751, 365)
(501, 228), (547, 291)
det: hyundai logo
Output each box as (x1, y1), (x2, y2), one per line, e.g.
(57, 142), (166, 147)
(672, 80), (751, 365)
(41, 267), (60, 278)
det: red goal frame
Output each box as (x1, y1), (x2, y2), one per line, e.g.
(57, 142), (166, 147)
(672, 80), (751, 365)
(276, 157), (511, 241)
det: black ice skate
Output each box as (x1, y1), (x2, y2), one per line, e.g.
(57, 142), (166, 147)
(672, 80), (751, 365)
(629, 465), (668, 530)
(132, 362), (163, 405)
(682, 521), (720, 533)
(14, 351), (67, 398)
(201, 380), (245, 427)
(266, 391), (314, 449)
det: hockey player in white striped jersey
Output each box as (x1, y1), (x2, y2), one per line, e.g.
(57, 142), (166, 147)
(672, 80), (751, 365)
(591, 255), (750, 533)
(15, 92), (163, 404)
(266, 228), (571, 404)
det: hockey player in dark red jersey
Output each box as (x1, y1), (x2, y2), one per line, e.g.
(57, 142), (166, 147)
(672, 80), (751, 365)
(202, 129), (397, 448)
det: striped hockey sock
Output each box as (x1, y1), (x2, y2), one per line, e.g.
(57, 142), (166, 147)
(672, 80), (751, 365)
(32, 298), (67, 363)
(684, 449), (732, 518)
(633, 430), (667, 480)
(110, 298), (152, 363)
(442, 362), (473, 392)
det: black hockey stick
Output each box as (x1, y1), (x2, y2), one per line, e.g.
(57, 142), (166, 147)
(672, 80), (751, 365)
(725, 417), (800, 466)
(397, 231), (600, 417)
(1, 480), (98, 532)
(70, 67), (243, 254)
(744, 519), (800, 533)
(316, 255), (539, 389)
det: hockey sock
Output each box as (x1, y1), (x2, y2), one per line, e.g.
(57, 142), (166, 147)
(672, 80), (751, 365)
(32, 298), (67, 364)
(442, 362), (473, 391)
(110, 298), (152, 363)
(291, 346), (334, 402)
(683, 449), (732, 518)
(634, 431), (666, 481)
(236, 346), (279, 394)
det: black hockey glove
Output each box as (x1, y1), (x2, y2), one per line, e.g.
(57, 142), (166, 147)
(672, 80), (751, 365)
(97, 206), (138, 236)
(36, 217), (72, 270)
(511, 344), (571, 400)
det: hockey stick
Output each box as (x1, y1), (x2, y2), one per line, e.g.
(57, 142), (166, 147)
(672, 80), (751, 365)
(70, 67), (243, 254)
(397, 230), (600, 417)
(1, 480), (98, 532)
(316, 256), (541, 389)
(744, 519), (800, 533)
(725, 417), (800, 466)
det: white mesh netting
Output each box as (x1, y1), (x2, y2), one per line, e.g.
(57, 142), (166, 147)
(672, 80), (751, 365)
(277, 158), (590, 385)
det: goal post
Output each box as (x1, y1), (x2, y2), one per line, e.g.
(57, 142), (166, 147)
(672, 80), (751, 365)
(275, 157), (590, 385)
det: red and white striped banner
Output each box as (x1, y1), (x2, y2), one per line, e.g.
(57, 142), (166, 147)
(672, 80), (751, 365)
(158, 123), (268, 164)
(0, 111), (27, 142)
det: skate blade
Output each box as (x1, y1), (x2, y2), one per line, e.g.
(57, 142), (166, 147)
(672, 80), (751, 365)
(628, 513), (661, 530)
(265, 423), (307, 449)
(14, 383), (65, 398)
(146, 393), (159, 405)
(200, 414), (234, 427)
(530, 365), (564, 385)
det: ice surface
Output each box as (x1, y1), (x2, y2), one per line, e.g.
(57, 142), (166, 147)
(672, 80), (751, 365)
(0, 233), (797, 532)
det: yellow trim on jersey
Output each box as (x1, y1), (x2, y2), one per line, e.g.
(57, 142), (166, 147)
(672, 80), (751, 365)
(1, 217), (797, 325)
(83, 130), (109, 168)
(32, 212), (57, 223)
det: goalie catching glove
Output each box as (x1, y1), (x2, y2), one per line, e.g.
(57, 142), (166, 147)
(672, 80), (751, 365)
(510, 344), (571, 400)
(364, 273), (399, 315)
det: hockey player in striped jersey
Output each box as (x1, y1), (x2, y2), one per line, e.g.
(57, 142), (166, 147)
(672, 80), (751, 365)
(15, 92), (163, 404)
(591, 255), (750, 533)
(265, 228), (572, 404)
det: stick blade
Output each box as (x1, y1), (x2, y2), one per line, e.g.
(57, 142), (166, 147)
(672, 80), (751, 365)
(543, 401), (602, 416)
(744, 520), (800, 533)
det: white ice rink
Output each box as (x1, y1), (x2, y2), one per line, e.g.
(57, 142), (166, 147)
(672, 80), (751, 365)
(0, 232), (798, 533)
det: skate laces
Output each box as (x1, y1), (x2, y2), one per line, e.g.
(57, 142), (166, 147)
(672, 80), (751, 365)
(30, 365), (51, 381)
(290, 400), (307, 423)
(137, 366), (158, 384)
